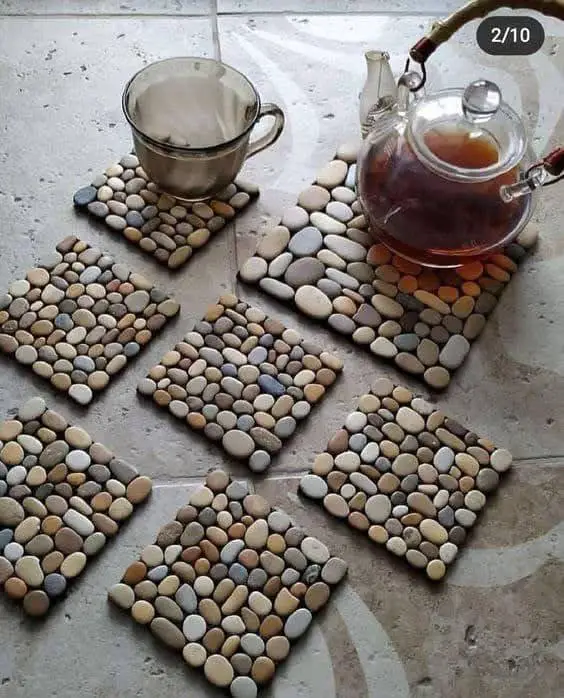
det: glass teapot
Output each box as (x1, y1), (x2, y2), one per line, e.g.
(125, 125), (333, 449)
(356, 0), (564, 268)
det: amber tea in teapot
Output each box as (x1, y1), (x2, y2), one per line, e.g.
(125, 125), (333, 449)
(359, 122), (529, 267)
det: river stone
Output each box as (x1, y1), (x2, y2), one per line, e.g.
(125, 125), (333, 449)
(0, 498), (25, 527)
(256, 227), (290, 260)
(281, 205), (309, 231)
(294, 285), (332, 319)
(284, 257), (325, 287)
(316, 160), (348, 189)
(365, 494), (392, 523)
(222, 430), (255, 459)
(298, 184), (331, 211)
(230, 676), (258, 698)
(258, 278), (294, 300)
(288, 227), (323, 257)
(240, 257), (267, 283)
(284, 607), (312, 639)
(439, 335), (471, 370)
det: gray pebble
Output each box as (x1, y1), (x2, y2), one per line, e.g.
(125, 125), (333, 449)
(247, 568), (268, 589)
(248, 450), (271, 472)
(229, 563), (249, 584)
(274, 416), (296, 439)
(176, 584), (198, 613)
(302, 564), (321, 584)
(44, 573), (67, 598)
(288, 226), (323, 257)
(237, 415), (255, 432)
(284, 608), (312, 639)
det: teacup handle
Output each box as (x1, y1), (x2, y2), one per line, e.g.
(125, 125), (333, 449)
(246, 103), (285, 159)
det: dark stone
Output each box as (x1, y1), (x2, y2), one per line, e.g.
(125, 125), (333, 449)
(375, 456), (391, 472)
(44, 573), (67, 598)
(302, 564), (321, 584)
(438, 505), (455, 527)
(400, 474), (419, 492)
(126, 211), (144, 228)
(247, 568), (268, 589)
(228, 563), (248, 584)
(257, 375), (285, 397)
(394, 333), (419, 351)
(198, 507), (217, 527)
(221, 364), (238, 378)
(390, 491), (406, 506)
(73, 186), (97, 207)
(444, 418), (467, 438)
(0, 528), (14, 552)
(449, 525), (467, 545)
(396, 292), (424, 312)
(363, 425), (383, 442)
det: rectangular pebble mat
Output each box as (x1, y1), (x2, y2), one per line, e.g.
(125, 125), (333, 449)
(0, 235), (180, 406)
(138, 293), (343, 472)
(238, 142), (538, 390)
(0, 396), (153, 616)
(109, 469), (348, 695)
(73, 153), (258, 269)
(298, 377), (513, 581)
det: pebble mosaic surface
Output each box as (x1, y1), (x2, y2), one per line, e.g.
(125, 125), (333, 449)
(109, 469), (347, 698)
(0, 236), (180, 406)
(138, 294), (343, 472)
(238, 143), (538, 390)
(0, 397), (152, 616)
(299, 378), (513, 581)
(74, 153), (258, 269)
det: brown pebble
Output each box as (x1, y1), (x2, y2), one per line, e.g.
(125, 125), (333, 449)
(48, 463), (68, 484)
(203, 627), (225, 653)
(252, 656), (276, 684)
(206, 469), (230, 492)
(327, 470), (347, 491)
(199, 598), (222, 626)
(305, 582), (330, 611)
(228, 523), (246, 539)
(92, 513), (119, 536)
(243, 494), (271, 518)
(187, 413), (206, 429)
(42, 515), (63, 536)
(92, 492), (113, 512)
(176, 505), (198, 524)
(213, 578), (235, 604)
(259, 615), (284, 639)
(274, 587), (299, 616)
(266, 635), (290, 662)
(221, 635), (240, 658)
(181, 547), (201, 564)
(67, 473), (86, 488)
(41, 551), (64, 574)
(172, 562), (196, 583)
(55, 527), (83, 555)
(157, 521), (183, 547)
(239, 548), (259, 568)
(266, 533), (286, 554)
(263, 576), (282, 599)
(241, 606), (260, 632)
(290, 582), (307, 598)
(123, 561), (147, 585)
(5, 576), (28, 599)
(194, 558), (211, 576)
(23, 589), (50, 616)
(327, 429), (348, 454)
(348, 511), (370, 530)
(126, 476), (152, 504)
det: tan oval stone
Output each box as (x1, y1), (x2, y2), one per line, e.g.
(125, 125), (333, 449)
(0, 441), (24, 465)
(304, 581), (330, 611)
(266, 635), (290, 662)
(406, 492), (437, 517)
(221, 585), (248, 614)
(60, 551), (87, 578)
(419, 519), (449, 545)
(455, 452), (480, 476)
(0, 420), (23, 441)
(108, 583), (135, 609)
(245, 519), (269, 549)
(131, 599), (155, 624)
(14, 516), (41, 544)
(15, 555), (44, 586)
(0, 497), (25, 527)
(273, 587), (300, 616)
(125, 476), (152, 504)
(204, 654), (234, 687)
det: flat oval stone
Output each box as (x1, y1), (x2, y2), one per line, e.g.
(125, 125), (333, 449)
(420, 518), (449, 544)
(364, 494), (392, 523)
(151, 617), (186, 649)
(324, 234), (366, 262)
(0, 497), (25, 527)
(298, 184), (331, 212)
(321, 557), (348, 584)
(316, 160), (348, 189)
(15, 555), (44, 586)
(240, 257), (267, 283)
(204, 654), (234, 687)
(222, 430), (255, 459)
(299, 474), (328, 499)
(288, 227), (323, 257)
(300, 536), (329, 564)
(256, 227), (291, 260)
(439, 335), (471, 370)
(284, 607), (312, 639)
(284, 257), (325, 287)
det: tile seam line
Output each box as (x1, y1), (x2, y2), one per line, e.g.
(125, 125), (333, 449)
(0, 10), (445, 19)
(149, 455), (557, 487)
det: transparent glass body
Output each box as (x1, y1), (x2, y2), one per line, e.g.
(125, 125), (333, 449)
(357, 78), (537, 267)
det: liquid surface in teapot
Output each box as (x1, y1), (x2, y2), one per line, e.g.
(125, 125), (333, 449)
(359, 124), (530, 267)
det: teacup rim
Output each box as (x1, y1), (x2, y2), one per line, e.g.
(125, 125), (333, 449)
(122, 56), (262, 154)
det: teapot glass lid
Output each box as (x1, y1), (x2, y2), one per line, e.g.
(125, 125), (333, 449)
(407, 79), (528, 182)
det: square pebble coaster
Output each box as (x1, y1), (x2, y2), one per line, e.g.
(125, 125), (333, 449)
(238, 142), (538, 390)
(73, 153), (258, 269)
(0, 396), (152, 617)
(138, 294), (343, 472)
(109, 469), (347, 697)
(0, 235), (180, 406)
(298, 378), (513, 582)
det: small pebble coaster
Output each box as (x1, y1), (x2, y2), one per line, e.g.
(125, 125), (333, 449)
(0, 236), (180, 406)
(299, 378), (513, 581)
(0, 396), (152, 616)
(238, 142), (538, 390)
(74, 153), (258, 269)
(138, 294), (343, 472)
(109, 469), (347, 697)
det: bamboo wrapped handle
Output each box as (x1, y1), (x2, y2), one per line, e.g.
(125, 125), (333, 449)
(410, 0), (564, 62)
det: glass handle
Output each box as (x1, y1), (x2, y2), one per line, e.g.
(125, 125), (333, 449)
(246, 103), (285, 159)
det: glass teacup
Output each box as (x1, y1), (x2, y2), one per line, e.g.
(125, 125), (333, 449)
(122, 57), (285, 202)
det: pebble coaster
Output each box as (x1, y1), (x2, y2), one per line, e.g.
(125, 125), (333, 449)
(109, 469), (347, 697)
(74, 153), (258, 270)
(238, 143), (538, 390)
(298, 378), (513, 581)
(0, 397), (152, 616)
(138, 294), (343, 472)
(0, 235), (180, 406)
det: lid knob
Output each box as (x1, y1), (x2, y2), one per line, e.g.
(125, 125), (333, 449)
(462, 79), (501, 123)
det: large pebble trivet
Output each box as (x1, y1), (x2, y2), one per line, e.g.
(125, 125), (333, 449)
(238, 142), (538, 390)
(0, 236), (180, 405)
(0, 397), (152, 616)
(74, 153), (258, 269)
(299, 378), (513, 581)
(109, 469), (347, 696)
(138, 294), (343, 472)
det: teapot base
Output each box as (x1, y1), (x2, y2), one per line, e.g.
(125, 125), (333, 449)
(371, 226), (514, 269)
